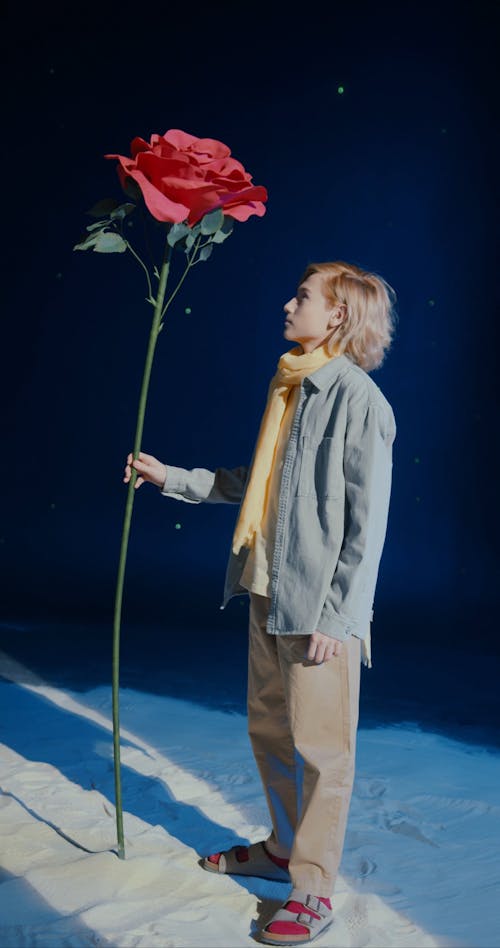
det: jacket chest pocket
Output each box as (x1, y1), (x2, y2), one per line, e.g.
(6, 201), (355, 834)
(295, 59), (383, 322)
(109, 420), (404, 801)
(296, 436), (344, 499)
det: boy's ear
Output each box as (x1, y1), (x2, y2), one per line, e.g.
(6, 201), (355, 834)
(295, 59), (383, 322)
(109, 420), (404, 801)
(329, 304), (346, 327)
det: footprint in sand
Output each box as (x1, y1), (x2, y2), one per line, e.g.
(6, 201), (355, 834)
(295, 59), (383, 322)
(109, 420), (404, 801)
(383, 812), (440, 847)
(357, 855), (377, 877)
(355, 777), (388, 799)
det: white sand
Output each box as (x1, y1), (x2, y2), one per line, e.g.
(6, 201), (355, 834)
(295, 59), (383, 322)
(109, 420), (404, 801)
(1, 647), (499, 948)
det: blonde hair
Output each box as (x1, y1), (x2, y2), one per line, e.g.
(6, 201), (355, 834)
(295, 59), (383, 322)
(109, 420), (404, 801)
(300, 260), (398, 371)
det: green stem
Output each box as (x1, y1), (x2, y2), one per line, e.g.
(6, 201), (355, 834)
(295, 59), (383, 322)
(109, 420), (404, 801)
(111, 242), (172, 860)
(161, 235), (202, 318)
(125, 240), (153, 302)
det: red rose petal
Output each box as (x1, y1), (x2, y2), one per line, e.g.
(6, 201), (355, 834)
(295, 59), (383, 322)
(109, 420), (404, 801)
(189, 137), (232, 161)
(127, 169), (190, 223)
(162, 128), (202, 150)
(163, 129), (231, 161)
(129, 137), (152, 159)
(224, 202), (267, 222)
(219, 185), (268, 205)
(136, 152), (195, 181)
(208, 156), (249, 178)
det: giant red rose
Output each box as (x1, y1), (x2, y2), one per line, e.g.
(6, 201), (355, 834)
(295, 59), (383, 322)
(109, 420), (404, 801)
(105, 128), (268, 226)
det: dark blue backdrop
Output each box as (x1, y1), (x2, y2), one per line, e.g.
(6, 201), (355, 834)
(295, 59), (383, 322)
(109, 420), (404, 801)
(2, 0), (499, 716)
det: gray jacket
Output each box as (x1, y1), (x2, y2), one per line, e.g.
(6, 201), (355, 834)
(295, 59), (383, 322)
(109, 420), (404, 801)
(160, 353), (396, 645)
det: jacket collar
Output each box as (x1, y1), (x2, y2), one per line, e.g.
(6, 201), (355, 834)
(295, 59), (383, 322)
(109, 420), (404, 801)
(304, 353), (354, 391)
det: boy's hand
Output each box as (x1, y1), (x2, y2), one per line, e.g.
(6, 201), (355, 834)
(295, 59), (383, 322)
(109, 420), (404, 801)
(307, 630), (343, 664)
(123, 452), (167, 489)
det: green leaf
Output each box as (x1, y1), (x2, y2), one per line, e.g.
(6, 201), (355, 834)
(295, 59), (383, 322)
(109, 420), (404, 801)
(185, 231), (196, 251)
(200, 208), (224, 235)
(212, 216), (234, 242)
(74, 230), (127, 253)
(110, 202), (136, 221)
(86, 198), (120, 218)
(198, 244), (213, 262)
(93, 232), (128, 253)
(73, 232), (101, 251)
(86, 220), (112, 232)
(212, 227), (230, 244)
(167, 222), (192, 247)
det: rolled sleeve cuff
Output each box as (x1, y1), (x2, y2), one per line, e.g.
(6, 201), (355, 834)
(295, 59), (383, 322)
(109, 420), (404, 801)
(315, 608), (353, 642)
(159, 465), (201, 504)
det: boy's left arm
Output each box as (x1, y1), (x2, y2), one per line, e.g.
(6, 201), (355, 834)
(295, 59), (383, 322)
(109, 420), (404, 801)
(316, 390), (397, 643)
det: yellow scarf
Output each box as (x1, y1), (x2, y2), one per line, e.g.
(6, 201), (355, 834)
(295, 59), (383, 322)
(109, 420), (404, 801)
(232, 341), (340, 555)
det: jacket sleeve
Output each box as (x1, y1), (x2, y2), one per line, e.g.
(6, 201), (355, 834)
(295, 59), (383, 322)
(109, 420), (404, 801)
(159, 464), (249, 505)
(316, 392), (396, 642)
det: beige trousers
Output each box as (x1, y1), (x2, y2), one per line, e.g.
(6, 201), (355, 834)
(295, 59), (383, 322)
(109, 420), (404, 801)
(247, 592), (361, 896)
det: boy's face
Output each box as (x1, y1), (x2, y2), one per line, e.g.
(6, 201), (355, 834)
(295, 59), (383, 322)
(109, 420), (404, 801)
(283, 272), (343, 353)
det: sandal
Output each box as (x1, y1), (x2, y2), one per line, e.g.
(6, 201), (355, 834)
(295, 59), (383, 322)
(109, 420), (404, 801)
(201, 840), (290, 882)
(258, 891), (333, 946)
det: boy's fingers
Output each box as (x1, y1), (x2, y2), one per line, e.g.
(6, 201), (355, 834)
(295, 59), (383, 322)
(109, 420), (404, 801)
(129, 451), (156, 466)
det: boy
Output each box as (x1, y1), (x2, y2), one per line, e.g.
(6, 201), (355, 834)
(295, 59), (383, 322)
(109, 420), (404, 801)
(124, 260), (397, 946)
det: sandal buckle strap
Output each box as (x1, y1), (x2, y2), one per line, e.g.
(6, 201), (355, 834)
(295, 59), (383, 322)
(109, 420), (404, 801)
(305, 894), (329, 917)
(288, 891), (331, 919)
